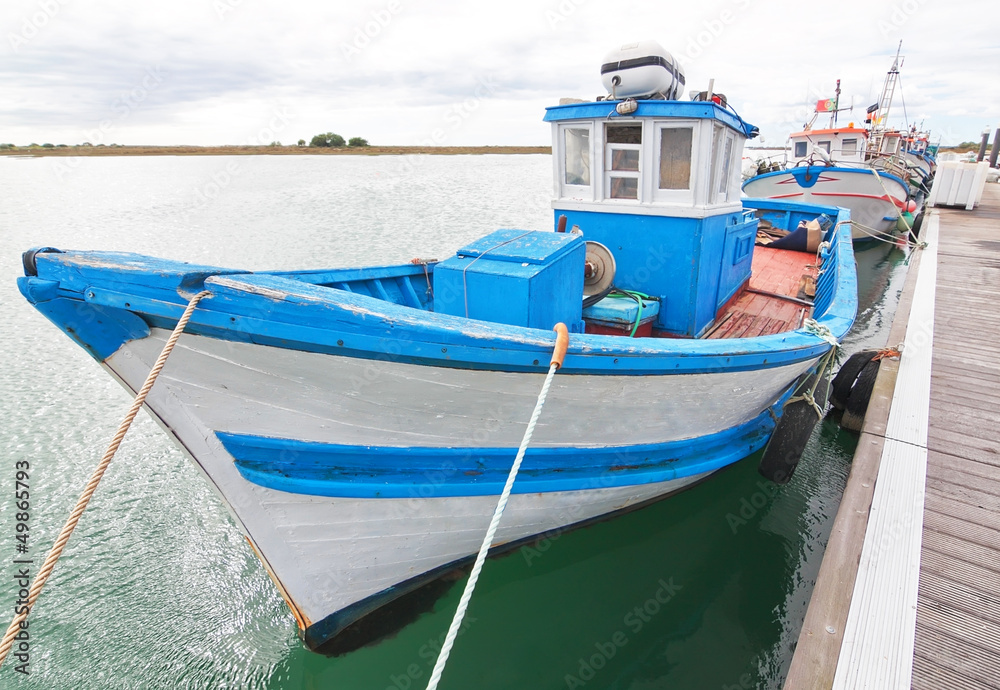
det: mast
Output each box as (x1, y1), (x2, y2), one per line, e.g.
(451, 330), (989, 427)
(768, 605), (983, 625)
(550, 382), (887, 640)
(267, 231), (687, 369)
(875, 41), (903, 132)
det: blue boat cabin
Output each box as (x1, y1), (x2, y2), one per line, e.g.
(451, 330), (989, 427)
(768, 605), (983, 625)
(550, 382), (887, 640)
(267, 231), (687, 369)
(543, 100), (759, 338)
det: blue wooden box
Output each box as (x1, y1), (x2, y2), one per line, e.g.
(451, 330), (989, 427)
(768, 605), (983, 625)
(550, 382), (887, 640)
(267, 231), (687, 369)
(583, 295), (660, 335)
(433, 229), (586, 331)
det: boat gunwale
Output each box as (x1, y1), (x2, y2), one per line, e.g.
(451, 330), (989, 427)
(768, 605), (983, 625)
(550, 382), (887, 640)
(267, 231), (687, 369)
(19, 204), (856, 375)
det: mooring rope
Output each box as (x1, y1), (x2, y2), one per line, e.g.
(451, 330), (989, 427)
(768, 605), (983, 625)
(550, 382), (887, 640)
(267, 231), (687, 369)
(869, 166), (913, 234)
(785, 319), (840, 419)
(0, 290), (211, 670)
(425, 323), (569, 690)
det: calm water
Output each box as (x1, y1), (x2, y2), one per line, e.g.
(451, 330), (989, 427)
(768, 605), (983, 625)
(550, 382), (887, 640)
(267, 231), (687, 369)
(0, 154), (910, 689)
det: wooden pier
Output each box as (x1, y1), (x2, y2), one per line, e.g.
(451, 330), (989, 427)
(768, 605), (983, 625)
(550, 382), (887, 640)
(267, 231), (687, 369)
(784, 182), (1000, 689)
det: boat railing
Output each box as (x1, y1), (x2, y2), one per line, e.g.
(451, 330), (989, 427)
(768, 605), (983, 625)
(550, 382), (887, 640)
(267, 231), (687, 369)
(811, 209), (852, 322)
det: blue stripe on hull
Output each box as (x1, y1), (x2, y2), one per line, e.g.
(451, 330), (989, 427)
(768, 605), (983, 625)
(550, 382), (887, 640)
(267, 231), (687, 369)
(219, 395), (786, 498)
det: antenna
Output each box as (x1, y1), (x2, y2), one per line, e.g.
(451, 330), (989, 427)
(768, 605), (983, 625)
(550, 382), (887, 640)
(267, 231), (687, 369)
(833, 79), (841, 127)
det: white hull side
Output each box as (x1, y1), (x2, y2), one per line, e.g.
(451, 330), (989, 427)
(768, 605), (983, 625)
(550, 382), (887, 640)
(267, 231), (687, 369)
(104, 330), (813, 636)
(119, 330), (811, 449)
(743, 169), (906, 239)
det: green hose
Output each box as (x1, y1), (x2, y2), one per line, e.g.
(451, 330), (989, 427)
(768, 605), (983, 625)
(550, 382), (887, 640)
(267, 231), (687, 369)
(606, 289), (654, 337)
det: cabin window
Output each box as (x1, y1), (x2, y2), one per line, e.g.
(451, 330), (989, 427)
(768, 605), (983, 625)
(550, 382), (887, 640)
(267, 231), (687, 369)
(883, 137), (899, 154)
(657, 126), (692, 190)
(605, 124), (642, 200)
(842, 138), (858, 156)
(818, 141), (831, 153)
(564, 128), (591, 186)
(794, 141), (807, 158)
(718, 135), (734, 195)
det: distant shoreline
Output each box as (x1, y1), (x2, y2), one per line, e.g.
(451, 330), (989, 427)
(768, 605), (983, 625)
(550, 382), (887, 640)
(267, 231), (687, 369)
(0, 145), (551, 157)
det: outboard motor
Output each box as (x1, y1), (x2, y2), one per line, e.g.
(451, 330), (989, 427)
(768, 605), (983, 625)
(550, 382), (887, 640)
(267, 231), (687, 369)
(600, 40), (686, 101)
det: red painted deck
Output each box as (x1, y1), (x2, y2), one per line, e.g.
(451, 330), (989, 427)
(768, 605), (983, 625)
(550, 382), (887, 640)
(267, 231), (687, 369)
(707, 245), (818, 339)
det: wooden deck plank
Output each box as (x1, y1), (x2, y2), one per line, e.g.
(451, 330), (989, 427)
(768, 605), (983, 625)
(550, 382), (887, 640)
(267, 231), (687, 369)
(927, 427), (1000, 463)
(925, 449), (1000, 480)
(920, 547), (1000, 593)
(924, 474), (1000, 512)
(925, 489), (1000, 532)
(916, 601), (1000, 658)
(912, 629), (1000, 690)
(917, 569), (1000, 627)
(923, 508), (1000, 554)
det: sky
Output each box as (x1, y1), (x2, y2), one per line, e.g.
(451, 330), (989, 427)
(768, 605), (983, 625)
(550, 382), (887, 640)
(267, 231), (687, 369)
(2, 0), (999, 148)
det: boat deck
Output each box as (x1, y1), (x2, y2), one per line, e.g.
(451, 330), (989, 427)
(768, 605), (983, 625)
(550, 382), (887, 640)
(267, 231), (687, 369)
(707, 245), (817, 339)
(781, 182), (1000, 689)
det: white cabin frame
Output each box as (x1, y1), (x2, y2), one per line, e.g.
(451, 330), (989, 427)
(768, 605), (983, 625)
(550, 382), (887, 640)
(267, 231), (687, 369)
(552, 116), (744, 216)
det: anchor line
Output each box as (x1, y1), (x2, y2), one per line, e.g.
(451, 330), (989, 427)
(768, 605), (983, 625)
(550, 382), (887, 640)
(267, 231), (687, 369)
(0, 290), (212, 670)
(425, 323), (570, 690)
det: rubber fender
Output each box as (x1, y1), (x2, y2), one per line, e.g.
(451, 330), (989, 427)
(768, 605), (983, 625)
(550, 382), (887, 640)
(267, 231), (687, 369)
(840, 359), (881, 432)
(909, 211), (925, 240)
(758, 371), (831, 485)
(21, 247), (62, 277)
(830, 350), (878, 411)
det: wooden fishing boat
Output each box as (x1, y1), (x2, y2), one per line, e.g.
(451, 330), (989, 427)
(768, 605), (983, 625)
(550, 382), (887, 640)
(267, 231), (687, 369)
(17, 41), (857, 653)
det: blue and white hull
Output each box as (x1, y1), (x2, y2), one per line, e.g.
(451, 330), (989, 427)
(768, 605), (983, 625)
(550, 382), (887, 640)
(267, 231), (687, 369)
(100, 320), (812, 647)
(742, 165), (909, 241)
(104, 329), (775, 647)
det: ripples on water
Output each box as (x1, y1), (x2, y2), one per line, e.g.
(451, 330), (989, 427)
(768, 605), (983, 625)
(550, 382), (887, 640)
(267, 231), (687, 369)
(0, 154), (909, 689)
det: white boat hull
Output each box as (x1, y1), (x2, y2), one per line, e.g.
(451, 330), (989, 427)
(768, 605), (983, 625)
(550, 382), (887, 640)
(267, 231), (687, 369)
(743, 167), (908, 240)
(104, 328), (813, 647)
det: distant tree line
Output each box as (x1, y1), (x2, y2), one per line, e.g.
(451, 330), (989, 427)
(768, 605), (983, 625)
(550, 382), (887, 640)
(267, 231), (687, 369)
(308, 132), (369, 148)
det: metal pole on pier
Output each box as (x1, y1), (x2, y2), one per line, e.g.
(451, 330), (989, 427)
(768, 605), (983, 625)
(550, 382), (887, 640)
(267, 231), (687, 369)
(977, 127), (990, 162)
(989, 126), (1000, 168)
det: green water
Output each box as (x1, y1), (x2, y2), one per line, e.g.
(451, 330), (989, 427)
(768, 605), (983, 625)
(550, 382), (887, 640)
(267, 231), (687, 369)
(0, 155), (910, 689)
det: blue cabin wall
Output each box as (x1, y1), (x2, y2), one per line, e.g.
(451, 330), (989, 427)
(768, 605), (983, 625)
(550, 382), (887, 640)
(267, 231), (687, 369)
(554, 209), (756, 337)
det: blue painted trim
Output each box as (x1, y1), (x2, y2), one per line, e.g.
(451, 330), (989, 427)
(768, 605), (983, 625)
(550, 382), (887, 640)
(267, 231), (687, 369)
(19, 197), (855, 376)
(543, 100), (756, 138)
(218, 397), (785, 498)
(16, 277), (150, 361)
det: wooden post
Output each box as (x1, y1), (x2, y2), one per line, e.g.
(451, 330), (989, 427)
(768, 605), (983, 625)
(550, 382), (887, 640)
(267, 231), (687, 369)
(989, 127), (1000, 168)
(977, 129), (990, 161)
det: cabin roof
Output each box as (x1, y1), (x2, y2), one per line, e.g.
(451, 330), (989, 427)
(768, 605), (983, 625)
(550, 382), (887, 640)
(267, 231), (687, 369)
(790, 127), (868, 138)
(543, 100), (755, 138)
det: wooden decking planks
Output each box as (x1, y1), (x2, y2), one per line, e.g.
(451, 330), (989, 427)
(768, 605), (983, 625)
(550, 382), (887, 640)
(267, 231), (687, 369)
(708, 245), (815, 339)
(913, 182), (1000, 690)
(784, 183), (1000, 690)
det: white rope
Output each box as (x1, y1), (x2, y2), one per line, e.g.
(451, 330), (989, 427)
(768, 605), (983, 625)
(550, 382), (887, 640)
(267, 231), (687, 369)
(804, 318), (839, 347)
(869, 166), (912, 232)
(425, 360), (562, 690)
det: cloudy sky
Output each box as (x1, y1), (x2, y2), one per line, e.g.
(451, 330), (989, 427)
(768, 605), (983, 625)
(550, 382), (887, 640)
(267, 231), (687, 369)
(2, 0), (998, 148)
